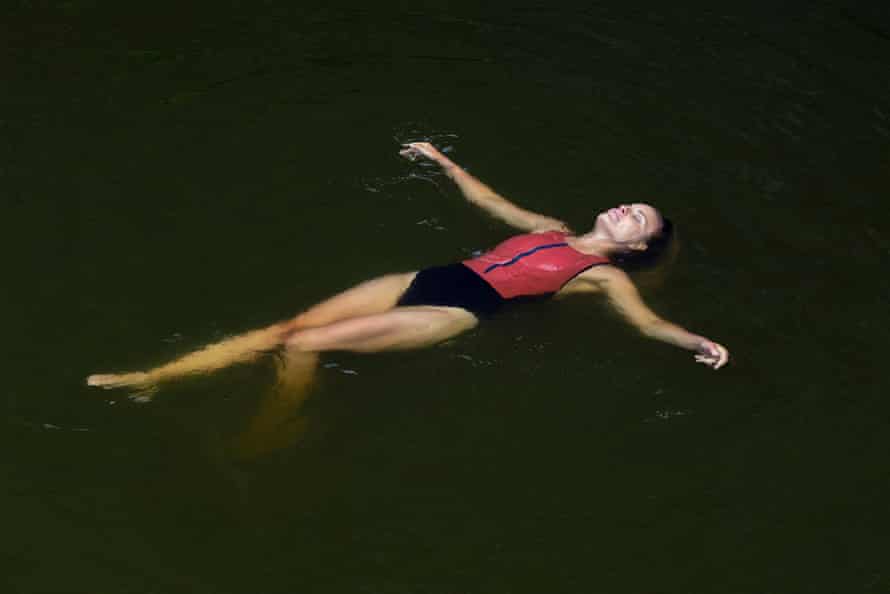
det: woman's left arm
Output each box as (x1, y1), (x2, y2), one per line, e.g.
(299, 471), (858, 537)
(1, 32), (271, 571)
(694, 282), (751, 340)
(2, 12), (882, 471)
(576, 267), (730, 369)
(399, 142), (568, 232)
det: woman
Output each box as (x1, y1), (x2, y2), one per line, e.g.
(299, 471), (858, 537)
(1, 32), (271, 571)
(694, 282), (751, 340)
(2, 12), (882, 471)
(87, 142), (728, 394)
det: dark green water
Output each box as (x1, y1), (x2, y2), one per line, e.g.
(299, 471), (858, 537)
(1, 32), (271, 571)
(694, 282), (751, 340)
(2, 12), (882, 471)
(4, 1), (889, 592)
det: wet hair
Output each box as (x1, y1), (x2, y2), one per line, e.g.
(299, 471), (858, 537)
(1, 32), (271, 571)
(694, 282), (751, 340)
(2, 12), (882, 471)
(610, 216), (674, 271)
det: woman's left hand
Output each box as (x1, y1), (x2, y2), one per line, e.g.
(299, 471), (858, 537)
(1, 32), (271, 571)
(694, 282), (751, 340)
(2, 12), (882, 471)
(695, 340), (730, 369)
(399, 142), (445, 163)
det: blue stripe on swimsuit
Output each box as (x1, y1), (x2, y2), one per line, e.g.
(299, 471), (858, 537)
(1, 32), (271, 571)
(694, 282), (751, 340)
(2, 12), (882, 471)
(482, 242), (568, 274)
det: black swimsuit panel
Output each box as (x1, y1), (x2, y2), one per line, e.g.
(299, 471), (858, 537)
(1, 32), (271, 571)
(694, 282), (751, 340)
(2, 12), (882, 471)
(396, 263), (505, 318)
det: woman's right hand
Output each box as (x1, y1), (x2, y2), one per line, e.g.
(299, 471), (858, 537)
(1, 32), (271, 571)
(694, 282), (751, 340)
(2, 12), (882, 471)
(399, 142), (446, 164)
(695, 340), (730, 370)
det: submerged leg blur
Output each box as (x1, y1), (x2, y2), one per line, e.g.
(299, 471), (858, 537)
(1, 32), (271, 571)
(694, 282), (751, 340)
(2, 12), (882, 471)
(232, 350), (319, 459)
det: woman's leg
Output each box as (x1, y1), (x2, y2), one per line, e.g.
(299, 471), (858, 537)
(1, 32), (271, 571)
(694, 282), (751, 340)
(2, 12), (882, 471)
(229, 306), (475, 458)
(86, 272), (417, 390)
(232, 349), (319, 459)
(286, 306), (478, 353)
(285, 272), (416, 331)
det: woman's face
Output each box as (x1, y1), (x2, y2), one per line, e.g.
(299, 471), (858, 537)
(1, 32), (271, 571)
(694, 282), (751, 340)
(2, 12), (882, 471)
(594, 203), (662, 245)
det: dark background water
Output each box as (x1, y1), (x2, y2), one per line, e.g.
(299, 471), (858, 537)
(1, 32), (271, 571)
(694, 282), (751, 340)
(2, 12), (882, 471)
(3, 1), (889, 592)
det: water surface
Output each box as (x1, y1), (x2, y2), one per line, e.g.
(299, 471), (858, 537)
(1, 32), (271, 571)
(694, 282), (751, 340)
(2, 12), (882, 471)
(3, 1), (889, 593)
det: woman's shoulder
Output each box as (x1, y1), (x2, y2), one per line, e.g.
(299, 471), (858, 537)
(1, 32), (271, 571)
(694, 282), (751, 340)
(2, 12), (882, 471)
(558, 263), (627, 295)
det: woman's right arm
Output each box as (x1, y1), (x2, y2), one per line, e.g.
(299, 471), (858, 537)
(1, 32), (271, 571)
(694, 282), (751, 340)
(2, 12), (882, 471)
(564, 266), (730, 369)
(400, 142), (568, 233)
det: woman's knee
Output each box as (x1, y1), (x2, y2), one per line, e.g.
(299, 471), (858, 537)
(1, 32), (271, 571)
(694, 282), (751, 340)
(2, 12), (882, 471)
(284, 326), (326, 352)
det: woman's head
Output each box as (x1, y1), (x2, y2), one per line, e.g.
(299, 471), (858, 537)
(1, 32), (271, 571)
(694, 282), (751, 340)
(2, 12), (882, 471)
(593, 203), (675, 270)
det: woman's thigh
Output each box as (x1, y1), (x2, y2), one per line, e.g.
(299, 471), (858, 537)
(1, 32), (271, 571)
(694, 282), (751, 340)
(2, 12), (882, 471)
(285, 306), (478, 353)
(287, 272), (417, 330)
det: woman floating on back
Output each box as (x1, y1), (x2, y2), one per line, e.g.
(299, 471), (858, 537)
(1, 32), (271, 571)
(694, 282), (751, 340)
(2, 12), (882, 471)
(87, 142), (728, 396)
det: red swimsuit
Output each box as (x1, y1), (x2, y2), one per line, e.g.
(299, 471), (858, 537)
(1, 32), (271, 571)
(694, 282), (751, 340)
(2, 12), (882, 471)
(396, 231), (610, 318)
(463, 231), (609, 298)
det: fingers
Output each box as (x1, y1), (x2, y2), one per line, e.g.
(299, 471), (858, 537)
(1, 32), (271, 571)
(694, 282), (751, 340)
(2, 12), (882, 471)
(694, 354), (719, 369)
(710, 343), (729, 369)
(399, 142), (439, 161)
(694, 354), (716, 367)
(714, 347), (729, 369)
(398, 147), (419, 161)
(399, 146), (424, 162)
(693, 343), (730, 370)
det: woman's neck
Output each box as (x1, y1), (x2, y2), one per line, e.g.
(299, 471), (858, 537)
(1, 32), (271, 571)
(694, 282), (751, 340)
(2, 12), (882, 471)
(565, 232), (619, 257)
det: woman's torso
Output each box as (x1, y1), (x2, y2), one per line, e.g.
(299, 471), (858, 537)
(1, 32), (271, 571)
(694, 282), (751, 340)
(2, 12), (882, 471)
(462, 231), (609, 299)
